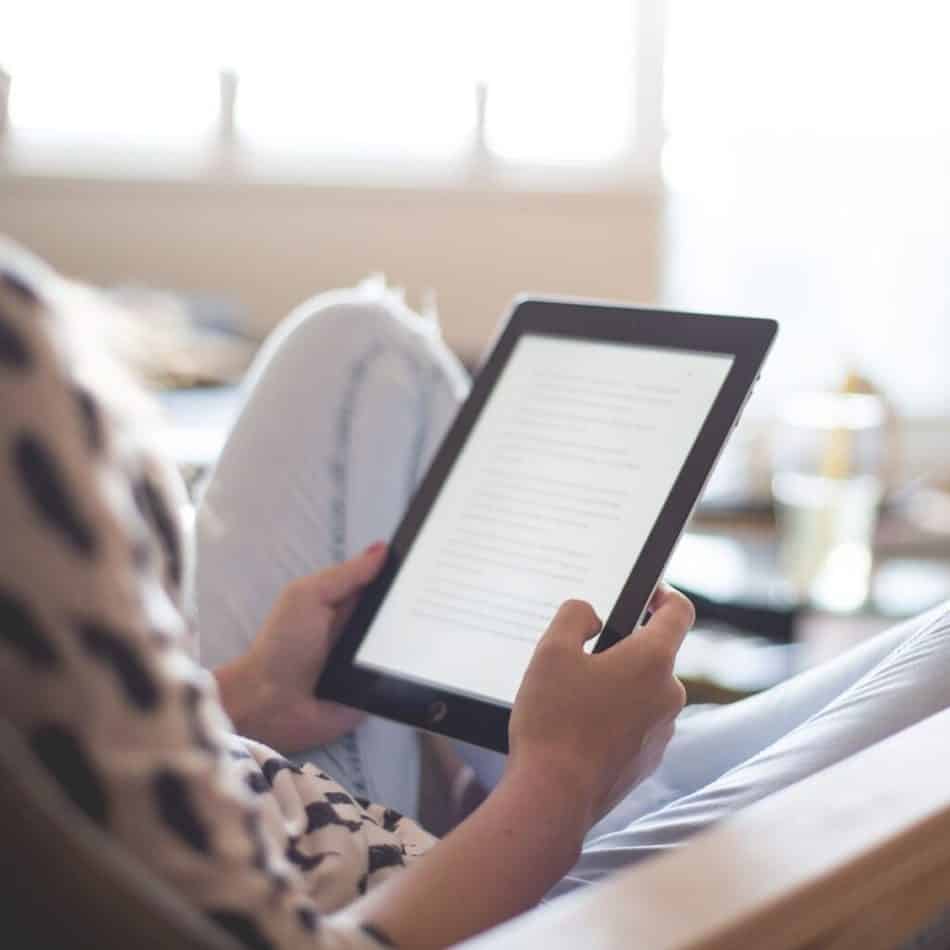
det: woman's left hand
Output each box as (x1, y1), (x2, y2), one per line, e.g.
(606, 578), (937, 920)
(214, 543), (387, 754)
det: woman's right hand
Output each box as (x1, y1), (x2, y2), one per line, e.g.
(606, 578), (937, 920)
(509, 586), (693, 829)
(357, 586), (694, 949)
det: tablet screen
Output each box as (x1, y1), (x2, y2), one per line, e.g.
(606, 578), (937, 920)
(354, 334), (734, 706)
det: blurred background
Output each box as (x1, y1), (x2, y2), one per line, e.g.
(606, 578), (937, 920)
(2, 0), (949, 698)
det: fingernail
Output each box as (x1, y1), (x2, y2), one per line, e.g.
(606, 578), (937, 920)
(364, 541), (386, 556)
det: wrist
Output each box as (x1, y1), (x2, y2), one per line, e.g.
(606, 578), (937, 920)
(499, 753), (592, 858)
(214, 656), (272, 740)
(355, 751), (590, 948)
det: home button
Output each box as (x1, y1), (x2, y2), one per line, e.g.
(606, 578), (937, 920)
(427, 701), (448, 725)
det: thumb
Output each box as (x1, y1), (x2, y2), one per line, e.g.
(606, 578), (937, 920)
(544, 599), (602, 648)
(312, 542), (388, 606)
(606, 585), (694, 668)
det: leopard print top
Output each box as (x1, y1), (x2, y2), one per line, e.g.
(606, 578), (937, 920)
(0, 243), (436, 949)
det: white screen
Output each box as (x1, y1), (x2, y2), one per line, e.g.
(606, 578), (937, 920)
(355, 334), (734, 706)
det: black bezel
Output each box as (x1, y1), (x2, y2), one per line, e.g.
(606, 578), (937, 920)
(318, 297), (778, 752)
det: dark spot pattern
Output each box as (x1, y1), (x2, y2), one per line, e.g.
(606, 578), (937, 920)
(260, 756), (303, 786)
(153, 769), (210, 853)
(243, 811), (290, 894)
(296, 906), (320, 933)
(286, 838), (339, 872)
(381, 807), (403, 833)
(367, 843), (405, 874)
(1, 260), (436, 950)
(147, 626), (174, 648)
(14, 432), (96, 556)
(183, 682), (216, 754)
(304, 801), (362, 834)
(130, 533), (153, 571)
(72, 385), (103, 453)
(0, 589), (58, 668)
(361, 923), (396, 947)
(206, 911), (275, 950)
(31, 724), (108, 826)
(245, 771), (270, 795)
(0, 269), (38, 304)
(0, 317), (31, 369)
(77, 620), (159, 711)
(132, 476), (182, 587)
(243, 811), (268, 872)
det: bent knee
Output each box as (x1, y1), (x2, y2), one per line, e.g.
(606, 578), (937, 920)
(262, 286), (469, 418)
(276, 287), (438, 367)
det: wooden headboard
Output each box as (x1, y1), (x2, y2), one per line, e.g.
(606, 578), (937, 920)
(463, 708), (950, 949)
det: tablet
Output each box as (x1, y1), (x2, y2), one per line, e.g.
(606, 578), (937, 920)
(318, 298), (777, 752)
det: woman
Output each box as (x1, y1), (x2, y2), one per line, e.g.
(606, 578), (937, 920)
(2, 239), (948, 949)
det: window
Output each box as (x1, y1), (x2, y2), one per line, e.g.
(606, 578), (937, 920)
(663, 0), (950, 419)
(4, 5), (218, 146)
(4, 0), (642, 171)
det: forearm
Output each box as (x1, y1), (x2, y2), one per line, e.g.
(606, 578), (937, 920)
(347, 759), (590, 949)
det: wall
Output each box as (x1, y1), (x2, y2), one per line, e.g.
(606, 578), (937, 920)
(0, 176), (661, 360)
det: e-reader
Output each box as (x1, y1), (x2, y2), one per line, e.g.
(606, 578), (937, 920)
(318, 297), (777, 752)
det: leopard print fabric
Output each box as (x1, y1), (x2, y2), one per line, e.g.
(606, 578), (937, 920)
(0, 243), (436, 950)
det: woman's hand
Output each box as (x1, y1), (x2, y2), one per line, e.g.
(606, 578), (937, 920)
(354, 585), (693, 950)
(509, 585), (693, 829)
(214, 543), (387, 755)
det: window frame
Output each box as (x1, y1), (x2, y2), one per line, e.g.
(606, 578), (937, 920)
(0, 0), (668, 193)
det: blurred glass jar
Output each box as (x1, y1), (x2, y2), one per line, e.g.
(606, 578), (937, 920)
(771, 392), (886, 612)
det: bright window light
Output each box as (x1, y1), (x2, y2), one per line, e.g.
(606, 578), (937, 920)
(663, 0), (950, 416)
(476, 0), (637, 164)
(5, 2), (218, 144)
(664, 0), (950, 138)
(235, 75), (474, 160)
(3, 0), (638, 166)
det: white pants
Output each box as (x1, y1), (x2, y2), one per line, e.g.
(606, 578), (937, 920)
(195, 287), (950, 893)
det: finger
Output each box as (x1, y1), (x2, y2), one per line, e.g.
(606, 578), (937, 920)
(642, 587), (695, 655)
(543, 599), (602, 648)
(327, 593), (360, 645)
(312, 542), (388, 606)
(315, 700), (367, 731)
(640, 581), (678, 625)
(606, 587), (694, 667)
(647, 582), (673, 611)
(302, 699), (367, 740)
(669, 674), (688, 714)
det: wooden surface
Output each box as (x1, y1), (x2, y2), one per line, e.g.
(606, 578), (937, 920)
(463, 709), (950, 950)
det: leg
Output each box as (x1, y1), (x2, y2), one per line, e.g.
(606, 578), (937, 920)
(452, 597), (941, 806)
(437, 595), (937, 808)
(553, 600), (950, 895)
(587, 607), (933, 840)
(195, 283), (469, 817)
